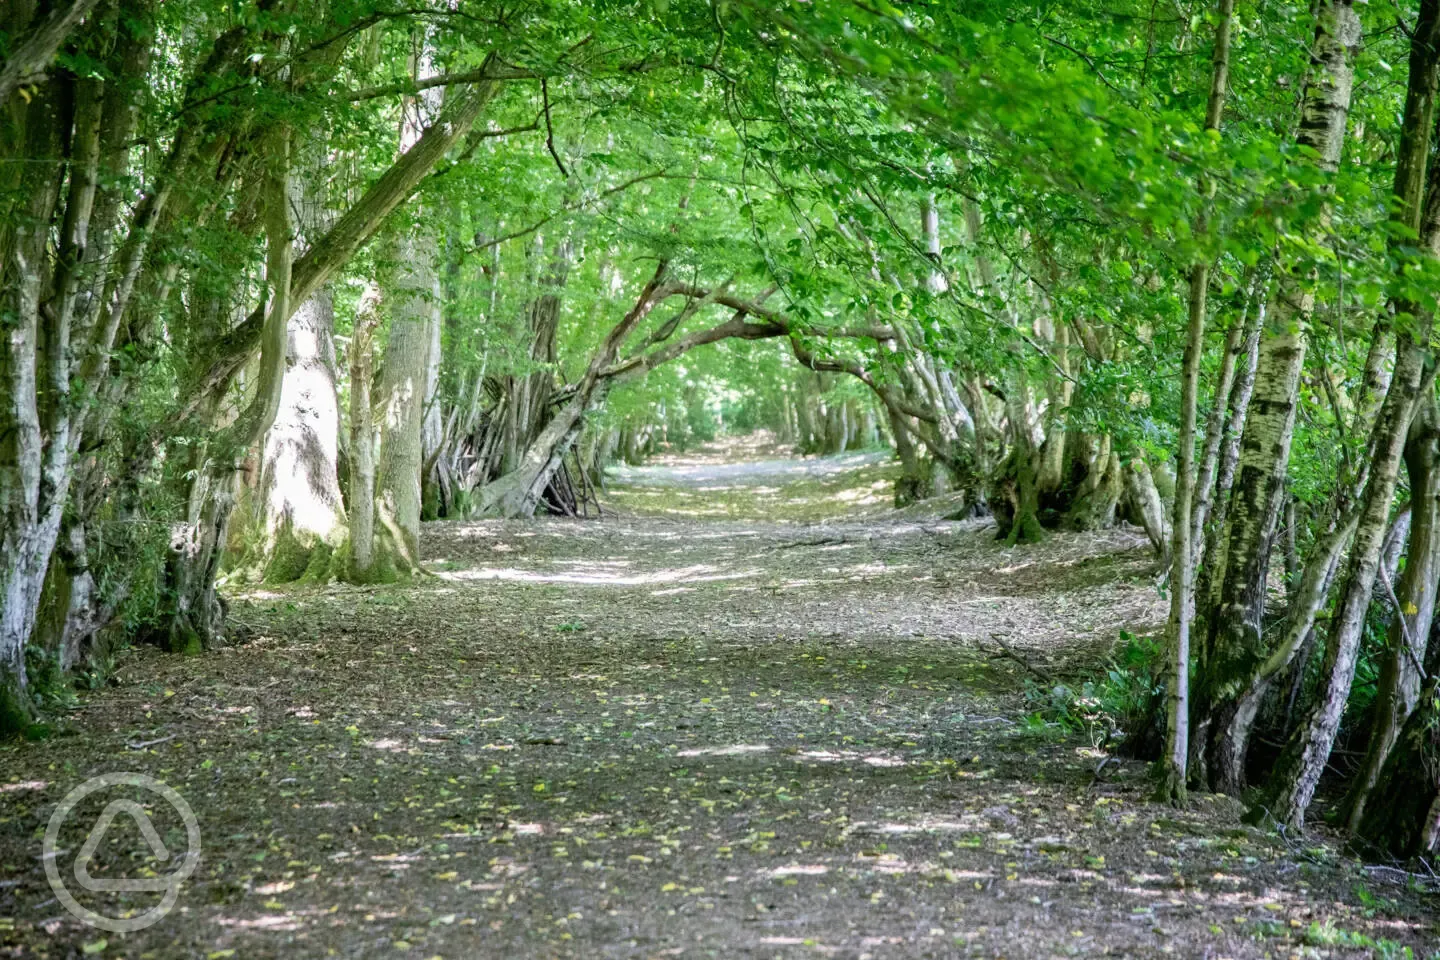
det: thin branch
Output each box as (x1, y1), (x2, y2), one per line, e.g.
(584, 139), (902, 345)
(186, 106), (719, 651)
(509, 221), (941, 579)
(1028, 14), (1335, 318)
(473, 169), (667, 250)
(345, 61), (539, 101)
(542, 78), (569, 178)
(1040, 34), (1120, 91)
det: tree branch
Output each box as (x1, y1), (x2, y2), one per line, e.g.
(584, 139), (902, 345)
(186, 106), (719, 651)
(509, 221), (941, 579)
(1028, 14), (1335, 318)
(344, 60), (539, 101)
(473, 169), (668, 250)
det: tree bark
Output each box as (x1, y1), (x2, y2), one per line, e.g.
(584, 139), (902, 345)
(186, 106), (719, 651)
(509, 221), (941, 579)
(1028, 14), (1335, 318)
(1125, 458), (1169, 559)
(1345, 397), (1440, 831)
(374, 227), (440, 573)
(478, 265), (674, 518)
(1193, 279), (1258, 557)
(258, 289), (347, 582)
(1156, 0), (1235, 803)
(345, 284), (383, 581)
(0, 0), (103, 104)
(1353, 671), (1440, 858)
(1250, 0), (1438, 830)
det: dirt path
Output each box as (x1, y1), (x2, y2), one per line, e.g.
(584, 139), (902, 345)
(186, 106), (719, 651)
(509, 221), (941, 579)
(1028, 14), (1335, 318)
(2, 444), (1435, 958)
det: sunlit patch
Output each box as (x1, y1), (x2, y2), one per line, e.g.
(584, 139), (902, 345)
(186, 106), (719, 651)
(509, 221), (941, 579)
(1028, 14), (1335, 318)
(1115, 885), (1164, 899)
(366, 738), (404, 750)
(841, 562), (893, 575)
(796, 749), (906, 768)
(1128, 872), (1169, 884)
(677, 744), (771, 757)
(0, 780), (46, 793)
(216, 914), (304, 931)
(764, 864), (829, 877)
(848, 816), (970, 834)
(436, 564), (759, 587)
(509, 822), (545, 836)
(488, 859), (530, 877)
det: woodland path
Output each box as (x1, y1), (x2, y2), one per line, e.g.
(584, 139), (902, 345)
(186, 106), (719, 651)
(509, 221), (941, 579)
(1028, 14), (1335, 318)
(2, 441), (1436, 958)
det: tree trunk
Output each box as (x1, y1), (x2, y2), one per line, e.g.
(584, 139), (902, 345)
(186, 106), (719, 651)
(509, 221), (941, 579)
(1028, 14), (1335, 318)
(0, 73), (69, 731)
(161, 128), (295, 646)
(1210, 513), (1356, 794)
(1353, 672), (1440, 858)
(0, 0), (103, 104)
(346, 284), (383, 580)
(1158, 0), (1235, 802)
(158, 470), (236, 654)
(1193, 280), (1257, 555)
(1064, 435), (1123, 531)
(258, 290), (347, 582)
(1197, 325), (1307, 787)
(1249, 0), (1436, 829)
(1345, 398), (1440, 830)
(1197, 292), (1264, 608)
(890, 409), (931, 506)
(478, 264), (673, 518)
(1252, 347), (1429, 829)
(1125, 458), (1169, 559)
(374, 227), (439, 574)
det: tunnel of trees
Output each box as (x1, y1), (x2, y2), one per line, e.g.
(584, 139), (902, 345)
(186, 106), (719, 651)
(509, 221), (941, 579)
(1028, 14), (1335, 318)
(8, 0), (1440, 879)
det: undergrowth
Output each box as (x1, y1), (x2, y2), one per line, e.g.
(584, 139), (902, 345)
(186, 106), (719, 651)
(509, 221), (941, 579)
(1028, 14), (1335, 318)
(1022, 630), (1165, 755)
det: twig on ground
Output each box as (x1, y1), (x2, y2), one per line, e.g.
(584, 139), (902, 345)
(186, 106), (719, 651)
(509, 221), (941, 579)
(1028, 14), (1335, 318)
(774, 537), (851, 551)
(977, 632), (1055, 685)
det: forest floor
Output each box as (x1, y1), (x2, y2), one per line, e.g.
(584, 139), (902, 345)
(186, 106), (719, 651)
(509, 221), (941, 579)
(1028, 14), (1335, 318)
(3, 438), (1438, 959)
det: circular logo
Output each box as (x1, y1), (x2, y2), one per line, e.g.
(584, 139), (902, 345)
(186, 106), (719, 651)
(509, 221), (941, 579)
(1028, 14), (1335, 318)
(43, 773), (201, 933)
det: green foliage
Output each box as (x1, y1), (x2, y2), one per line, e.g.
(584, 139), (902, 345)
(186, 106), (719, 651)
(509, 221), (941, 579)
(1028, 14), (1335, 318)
(22, 646), (81, 714)
(1023, 631), (1164, 752)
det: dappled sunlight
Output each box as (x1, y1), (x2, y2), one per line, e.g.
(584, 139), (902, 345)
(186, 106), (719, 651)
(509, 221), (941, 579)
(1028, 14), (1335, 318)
(1, 780), (46, 792)
(677, 744), (772, 757)
(216, 912), (308, 931)
(763, 864), (830, 877)
(848, 816), (974, 835)
(436, 563), (759, 587)
(797, 749), (907, 768)
(22, 435), (1414, 960)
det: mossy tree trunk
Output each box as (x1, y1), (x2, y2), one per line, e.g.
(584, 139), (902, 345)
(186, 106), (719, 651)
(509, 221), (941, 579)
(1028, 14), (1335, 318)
(344, 284), (383, 581)
(372, 226), (439, 576)
(1250, 0), (1437, 830)
(1345, 396), (1440, 830)
(1353, 674), (1440, 858)
(258, 289), (348, 583)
